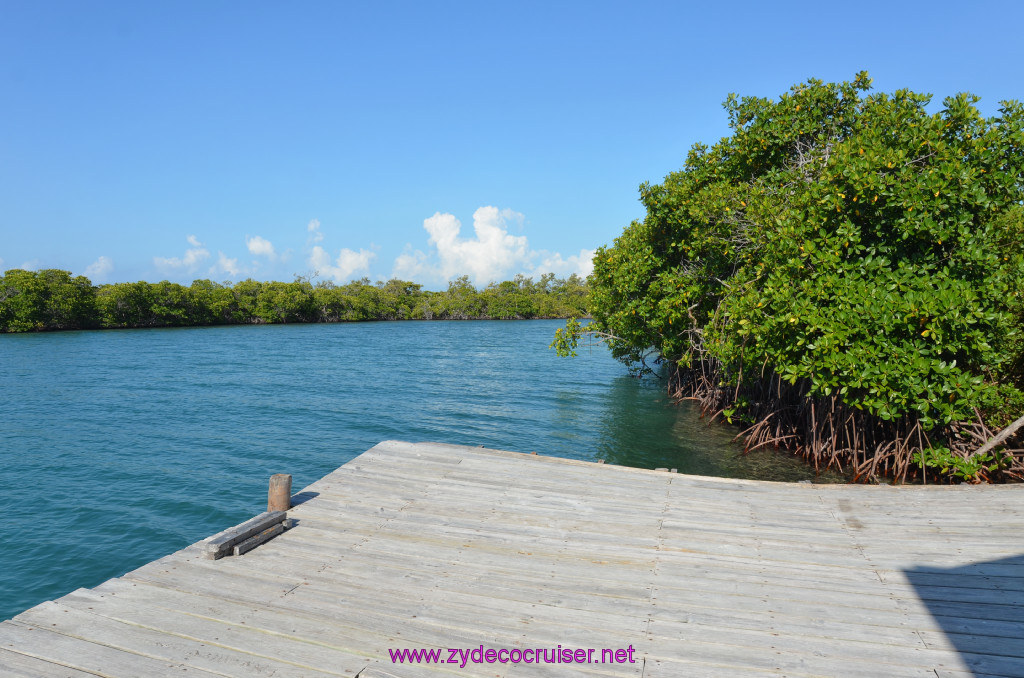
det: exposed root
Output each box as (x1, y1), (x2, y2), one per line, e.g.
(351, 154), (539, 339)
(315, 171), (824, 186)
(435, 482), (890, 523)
(667, 361), (1023, 483)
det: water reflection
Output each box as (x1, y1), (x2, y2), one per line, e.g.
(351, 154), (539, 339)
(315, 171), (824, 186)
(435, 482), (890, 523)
(594, 372), (848, 482)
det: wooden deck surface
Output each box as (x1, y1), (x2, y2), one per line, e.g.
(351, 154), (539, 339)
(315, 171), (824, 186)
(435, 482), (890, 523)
(2, 440), (1024, 677)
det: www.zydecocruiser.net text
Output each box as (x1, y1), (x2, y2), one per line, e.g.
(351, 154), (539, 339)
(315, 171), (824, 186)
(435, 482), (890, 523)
(389, 645), (638, 667)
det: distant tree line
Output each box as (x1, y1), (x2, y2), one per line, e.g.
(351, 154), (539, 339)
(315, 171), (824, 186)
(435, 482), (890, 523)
(0, 269), (589, 332)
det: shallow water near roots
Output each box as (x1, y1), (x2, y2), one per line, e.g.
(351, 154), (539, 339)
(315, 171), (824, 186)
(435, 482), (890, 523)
(0, 319), (844, 620)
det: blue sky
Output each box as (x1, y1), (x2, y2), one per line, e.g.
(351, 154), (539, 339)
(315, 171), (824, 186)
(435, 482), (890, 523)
(2, 1), (1022, 288)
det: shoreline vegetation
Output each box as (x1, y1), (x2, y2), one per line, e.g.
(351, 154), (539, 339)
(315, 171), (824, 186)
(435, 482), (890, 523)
(0, 270), (589, 332)
(554, 73), (1024, 484)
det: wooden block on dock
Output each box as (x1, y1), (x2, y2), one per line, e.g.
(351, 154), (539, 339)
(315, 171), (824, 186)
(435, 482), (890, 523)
(203, 510), (287, 560)
(233, 522), (286, 556)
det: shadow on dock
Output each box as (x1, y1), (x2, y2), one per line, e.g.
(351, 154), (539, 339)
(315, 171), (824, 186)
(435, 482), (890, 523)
(905, 553), (1024, 677)
(289, 490), (319, 506)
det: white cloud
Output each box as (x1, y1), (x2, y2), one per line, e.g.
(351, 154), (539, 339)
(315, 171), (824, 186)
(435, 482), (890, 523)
(0, 257), (5, 271)
(392, 246), (431, 281)
(19, 259), (39, 271)
(212, 251), (241, 278)
(306, 218), (324, 244)
(309, 245), (375, 283)
(410, 207), (531, 284)
(246, 235), (276, 259)
(530, 248), (596, 279)
(84, 256), (113, 281)
(392, 207), (595, 285)
(578, 250), (596, 278)
(154, 236), (210, 273)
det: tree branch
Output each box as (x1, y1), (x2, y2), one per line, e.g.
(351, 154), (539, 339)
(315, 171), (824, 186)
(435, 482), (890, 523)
(970, 412), (1024, 458)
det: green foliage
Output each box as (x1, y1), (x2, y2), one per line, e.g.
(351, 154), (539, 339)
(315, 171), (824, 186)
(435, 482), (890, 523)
(424, 275), (485, 319)
(0, 271), (590, 332)
(190, 279), (236, 323)
(252, 279), (315, 323)
(482, 276), (539, 319)
(1, 269), (97, 331)
(577, 72), (1024, 479)
(911, 446), (1011, 482)
(550, 317), (584, 357)
(97, 281), (155, 327)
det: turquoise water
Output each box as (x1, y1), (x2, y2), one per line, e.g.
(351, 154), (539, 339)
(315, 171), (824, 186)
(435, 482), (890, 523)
(0, 320), (835, 621)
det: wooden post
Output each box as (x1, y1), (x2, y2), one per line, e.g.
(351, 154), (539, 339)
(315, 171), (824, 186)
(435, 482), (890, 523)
(268, 474), (292, 512)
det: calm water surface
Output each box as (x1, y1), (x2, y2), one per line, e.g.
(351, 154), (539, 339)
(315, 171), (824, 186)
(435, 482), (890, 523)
(0, 320), (840, 620)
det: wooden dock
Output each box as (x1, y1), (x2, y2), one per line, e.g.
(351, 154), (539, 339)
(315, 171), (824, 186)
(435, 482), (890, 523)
(2, 440), (1024, 677)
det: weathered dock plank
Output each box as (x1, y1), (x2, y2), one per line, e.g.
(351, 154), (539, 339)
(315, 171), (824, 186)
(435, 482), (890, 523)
(2, 439), (1023, 677)
(0, 650), (98, 678)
